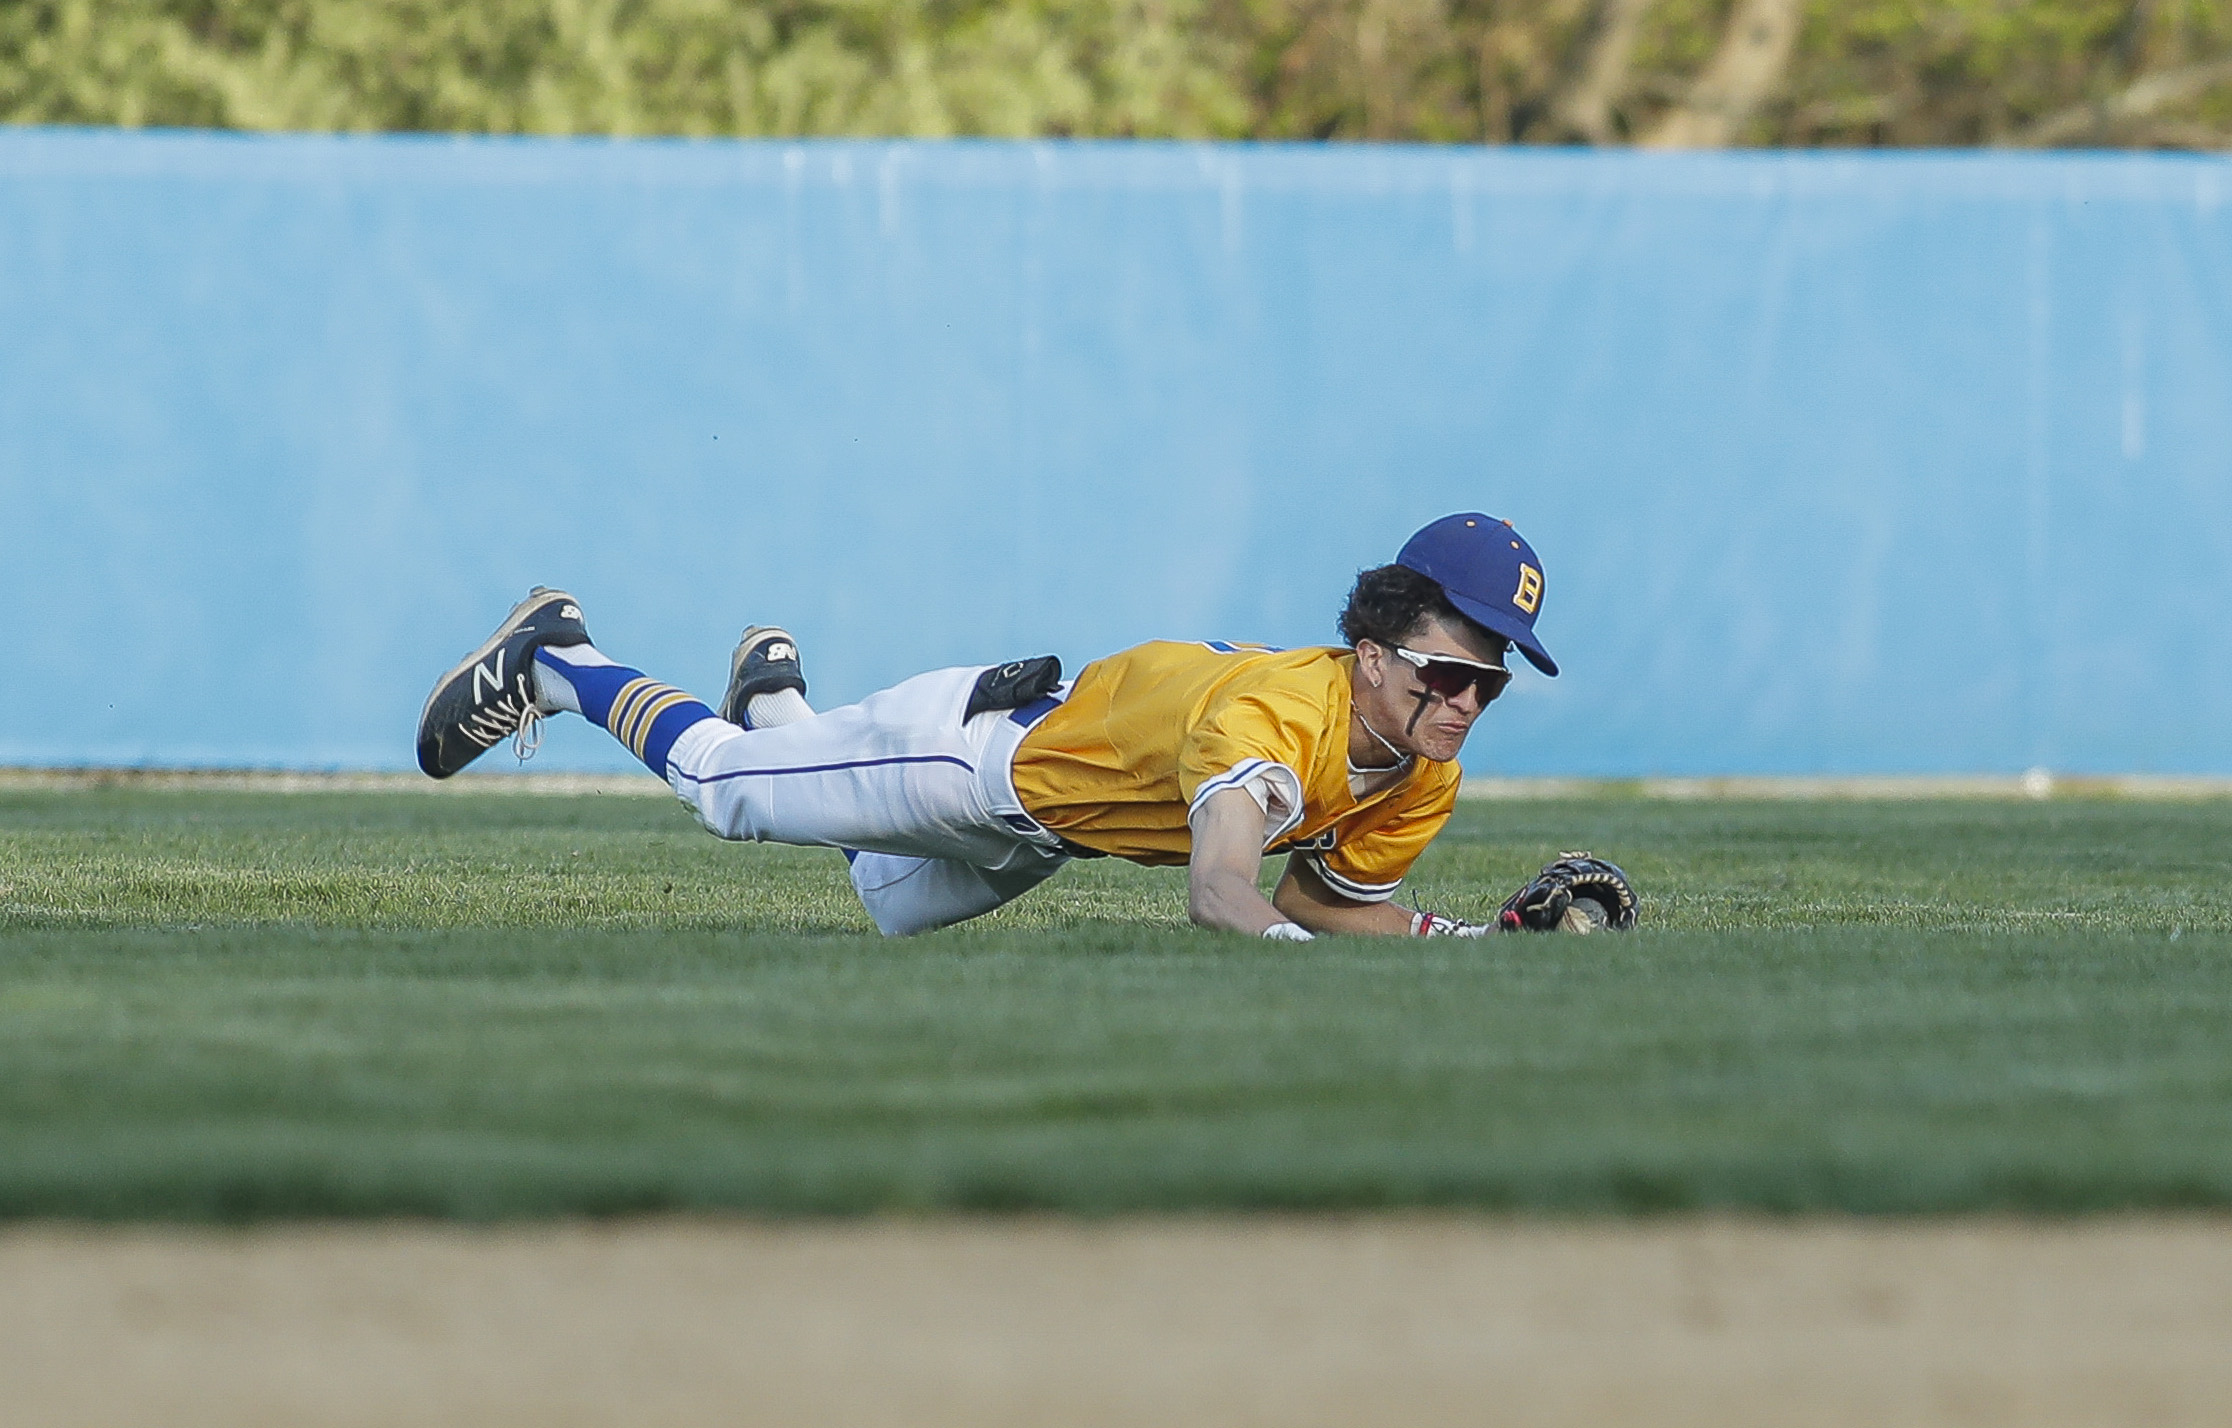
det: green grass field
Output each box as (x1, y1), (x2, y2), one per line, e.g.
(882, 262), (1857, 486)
(3, 787), (2230, 1220)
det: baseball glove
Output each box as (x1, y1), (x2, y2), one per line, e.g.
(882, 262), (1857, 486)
(1497, 853), (1639, 933)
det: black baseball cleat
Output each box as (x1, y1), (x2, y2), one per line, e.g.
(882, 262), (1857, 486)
(416, 587), (592, 778)
(719, 625), (806, 726)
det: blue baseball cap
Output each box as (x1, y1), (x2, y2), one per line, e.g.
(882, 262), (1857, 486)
(1395, 513), (1559, 677)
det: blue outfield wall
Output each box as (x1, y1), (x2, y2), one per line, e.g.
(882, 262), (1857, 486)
(1, 130), (2229, 775)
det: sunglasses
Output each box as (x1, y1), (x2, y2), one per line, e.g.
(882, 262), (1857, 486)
(1391, 645), (1512, 704)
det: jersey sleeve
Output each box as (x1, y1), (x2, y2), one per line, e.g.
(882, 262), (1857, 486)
(1177, 681), (1326, 847)
(1304, 766), (1461, 902)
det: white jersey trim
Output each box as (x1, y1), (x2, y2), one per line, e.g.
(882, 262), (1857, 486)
(1188, 758), (1306, 848)
(1305, 850), (1402, 903)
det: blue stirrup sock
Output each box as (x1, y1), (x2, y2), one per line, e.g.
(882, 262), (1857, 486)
(532, 644), (715, 776)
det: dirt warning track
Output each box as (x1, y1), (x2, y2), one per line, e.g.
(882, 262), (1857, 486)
(8, 1216), (2230, 1427)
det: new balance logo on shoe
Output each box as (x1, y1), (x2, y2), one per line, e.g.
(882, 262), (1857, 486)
(765, 642), (796, 663)
(471, 651), (507, 703)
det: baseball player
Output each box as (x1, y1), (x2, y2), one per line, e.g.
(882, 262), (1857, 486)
(416, 513), (1636, 938)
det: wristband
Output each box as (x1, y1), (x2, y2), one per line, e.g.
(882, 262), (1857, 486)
(1410, 910), (1496, 938)
(1261, 921), (1315, 942)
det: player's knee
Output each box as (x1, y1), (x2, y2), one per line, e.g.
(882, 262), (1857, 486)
(675, 785), (761, 842)
(849, 855), (931, 936)
(850, 853), (987, 937)
(857, 887), (951, 938)
(700, 813), (757, 843)
(866, 905), (936, 937)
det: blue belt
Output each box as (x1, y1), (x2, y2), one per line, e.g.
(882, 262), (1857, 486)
(1008, 694), (1062, 727)
(997, 810), (1103, 858)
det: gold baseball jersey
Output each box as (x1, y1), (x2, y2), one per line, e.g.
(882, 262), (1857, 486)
(1008, 640), (1462, 900)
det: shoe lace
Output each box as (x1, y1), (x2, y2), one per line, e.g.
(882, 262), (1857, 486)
(460, 679), (546, 764)
(512, 707), (545, 762)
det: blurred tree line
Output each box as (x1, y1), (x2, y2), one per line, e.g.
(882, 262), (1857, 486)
(5, 0), (2231, 145)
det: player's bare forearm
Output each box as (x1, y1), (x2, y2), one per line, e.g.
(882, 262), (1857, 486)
(1273, 857), (1421, 936)
(1185, 790), (1289, 935)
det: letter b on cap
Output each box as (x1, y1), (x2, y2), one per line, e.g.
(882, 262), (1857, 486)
(1512, 564), (1543, 615)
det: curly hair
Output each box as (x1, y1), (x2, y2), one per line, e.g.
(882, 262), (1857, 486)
(1337, 564), (1501, 651)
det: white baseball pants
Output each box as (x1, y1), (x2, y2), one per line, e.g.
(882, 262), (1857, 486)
(659, 665), (1071, 936)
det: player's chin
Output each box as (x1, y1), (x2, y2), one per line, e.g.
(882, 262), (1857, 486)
(1413, 722), (1475, 762)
